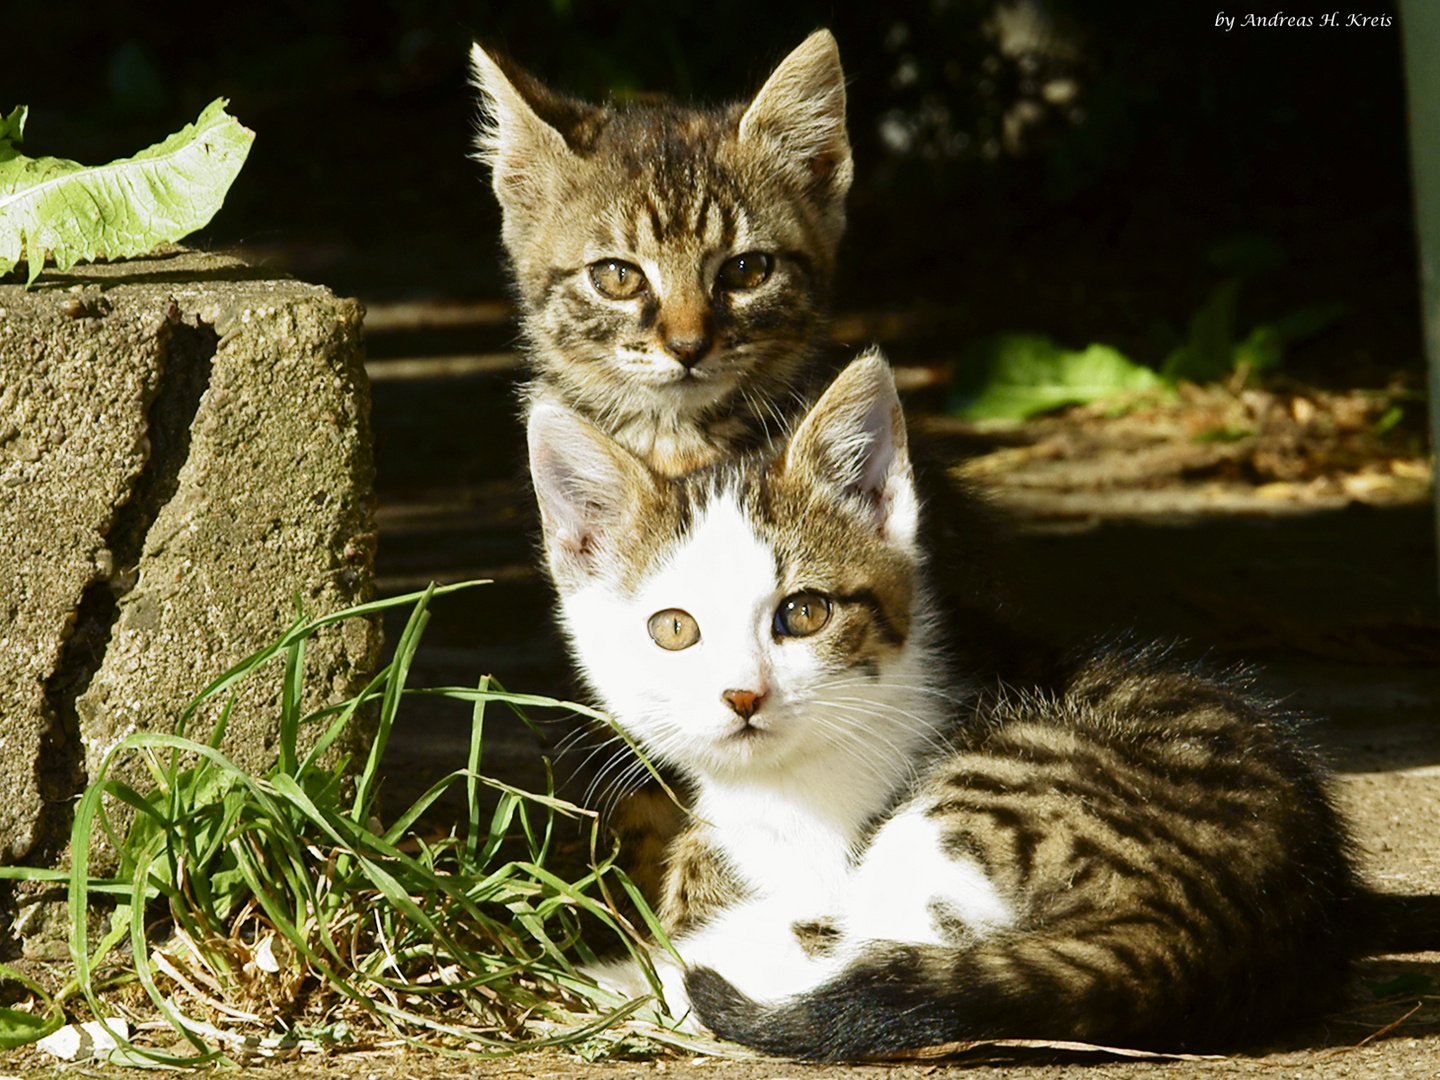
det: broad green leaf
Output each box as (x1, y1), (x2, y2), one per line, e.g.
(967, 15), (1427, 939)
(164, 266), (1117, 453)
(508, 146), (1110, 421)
(950, 333), (1165, 420)
(0, 98), (253, 286)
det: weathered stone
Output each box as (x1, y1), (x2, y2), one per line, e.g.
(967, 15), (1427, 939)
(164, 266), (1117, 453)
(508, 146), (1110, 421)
(0, 250), (380, 925)
(0, 280), (164, 868)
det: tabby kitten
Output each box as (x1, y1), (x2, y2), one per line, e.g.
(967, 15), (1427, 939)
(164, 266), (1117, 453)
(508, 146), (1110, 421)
(471, 30), (852, 476)
(528, 352), (1361, 1060)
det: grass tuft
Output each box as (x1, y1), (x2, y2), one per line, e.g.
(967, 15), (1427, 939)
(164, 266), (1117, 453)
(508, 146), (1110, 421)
(0, 581), (698, 1064)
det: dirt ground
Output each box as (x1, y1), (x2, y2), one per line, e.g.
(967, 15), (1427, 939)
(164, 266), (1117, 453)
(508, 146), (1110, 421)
(9, 304), (1440, 1078)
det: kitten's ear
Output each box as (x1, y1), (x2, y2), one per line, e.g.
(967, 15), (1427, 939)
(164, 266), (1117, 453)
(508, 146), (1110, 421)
(738, 30), (853, 202)
(469, 44), (596, 214)
(528, 402), (656, 585)
(782, 349), (919, 547)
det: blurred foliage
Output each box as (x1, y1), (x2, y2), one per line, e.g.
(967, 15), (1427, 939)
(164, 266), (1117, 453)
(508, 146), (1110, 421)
(950, 234), (1350, 420)
(1157, 235), (1348, 385)
(1159, 281), (1347, 385)
(949, 333), (1164, 420)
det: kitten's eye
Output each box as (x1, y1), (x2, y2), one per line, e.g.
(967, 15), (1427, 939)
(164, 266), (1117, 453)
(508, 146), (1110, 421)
(774, 592), (831, 637)
(648, 609), (701, 650)
(589, 259), (648, 300)
(716, 252), (773, 291)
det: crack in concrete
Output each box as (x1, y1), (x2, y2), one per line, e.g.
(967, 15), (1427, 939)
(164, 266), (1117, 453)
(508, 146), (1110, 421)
(30, 312), (218, 864)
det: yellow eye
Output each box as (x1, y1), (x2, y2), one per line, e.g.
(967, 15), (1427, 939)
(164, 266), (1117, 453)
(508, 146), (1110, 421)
(648, 608), (701, 650)
(589, 259), (648, 299)
(774, 592), (831, 637)
(716, 252), (773, 291)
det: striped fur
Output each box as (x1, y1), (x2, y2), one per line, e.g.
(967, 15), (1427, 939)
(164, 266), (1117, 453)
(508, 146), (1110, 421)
(473, 31), (851, 475)
(529, 354), (1361, 1059)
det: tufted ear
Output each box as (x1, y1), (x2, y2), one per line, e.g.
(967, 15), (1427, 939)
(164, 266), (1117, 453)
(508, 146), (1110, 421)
(527, 402), (659, 587)
(782, 349), (918, 548)
(469, 44), (598, 216)
(737, 30), (853, 202)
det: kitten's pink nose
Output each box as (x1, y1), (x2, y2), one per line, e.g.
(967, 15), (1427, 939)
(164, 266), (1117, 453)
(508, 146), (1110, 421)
(722, 688), (765, 720)
(665, 332), (713, 368)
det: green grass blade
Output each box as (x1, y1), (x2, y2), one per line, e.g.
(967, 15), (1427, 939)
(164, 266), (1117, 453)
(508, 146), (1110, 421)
(0, 962), (64, 1049)
(278, 618), (306, 775)
(174, 581), (483, 743)
(352, 584), (434, 821)
(465, 675), (489, 869)
(40, 578), (686, 1060)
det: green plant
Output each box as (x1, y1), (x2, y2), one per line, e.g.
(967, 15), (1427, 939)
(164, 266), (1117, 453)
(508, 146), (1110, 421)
(947, 297), (1346, 423)
(0, 98), (252, 286)
(0, 583), (694, 1065)
(947, 236), (1347, 422)
(946, 332), (1166, 421)
(1159, 278), (1346, 385)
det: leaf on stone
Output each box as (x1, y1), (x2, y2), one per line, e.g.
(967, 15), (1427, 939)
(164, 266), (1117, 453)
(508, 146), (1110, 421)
(949, 333), (1166, 421)
(0, 98), (253, 286)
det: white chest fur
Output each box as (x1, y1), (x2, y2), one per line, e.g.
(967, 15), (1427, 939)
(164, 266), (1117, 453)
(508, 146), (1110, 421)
(696, 783), (861, 906)
(664, 782), (1015, 1010)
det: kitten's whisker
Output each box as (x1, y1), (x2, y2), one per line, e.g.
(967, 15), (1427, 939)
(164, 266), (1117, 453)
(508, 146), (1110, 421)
(804, 712), (919, 780)
(597, 759), (656, 823)
(822, 696), (948, 738)
(815, 703), (947, 769)
(583, 747), (648, 808)
(560, 731), (631, 781)
(817, 720), (919, 775)
(822, 676), (969, 704)
(551, 722), (615, 758)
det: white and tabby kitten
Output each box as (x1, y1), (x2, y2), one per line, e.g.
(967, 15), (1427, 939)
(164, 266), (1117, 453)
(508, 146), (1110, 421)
(472, 31), (851, 476)
(528, 352), (1360, 1060)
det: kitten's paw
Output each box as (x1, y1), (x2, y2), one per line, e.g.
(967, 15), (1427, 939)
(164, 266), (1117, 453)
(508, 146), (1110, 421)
(582, 956), (654, 1000)
(581, 953), (700, 1030)
(675, 898), (848, 1004)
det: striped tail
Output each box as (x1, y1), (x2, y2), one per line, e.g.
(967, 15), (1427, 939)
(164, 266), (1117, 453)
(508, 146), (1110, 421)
(686, 943), (1115, 1062)
(686, 924), (1355, 1062)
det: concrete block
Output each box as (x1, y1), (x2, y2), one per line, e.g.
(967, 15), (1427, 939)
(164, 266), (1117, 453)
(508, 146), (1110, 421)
(0, 250), (380, 940)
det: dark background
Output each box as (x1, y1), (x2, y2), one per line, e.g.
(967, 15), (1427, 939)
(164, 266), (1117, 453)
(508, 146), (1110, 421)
(4, 0), (1422, 388)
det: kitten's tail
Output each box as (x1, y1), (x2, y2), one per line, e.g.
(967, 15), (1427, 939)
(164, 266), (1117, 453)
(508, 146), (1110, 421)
(685, 926), (1353, 1062)
(685, 945), (1110, 1062)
